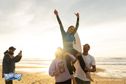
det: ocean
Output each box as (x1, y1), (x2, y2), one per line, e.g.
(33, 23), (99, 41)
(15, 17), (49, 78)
(0, 57), (126, 78)
(96, 57), (126, 78)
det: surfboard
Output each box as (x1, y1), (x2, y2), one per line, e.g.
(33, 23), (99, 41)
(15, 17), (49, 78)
(4, 73), (22, 80)
(72, 32), (82, 84)
(73, 32), (82, 53)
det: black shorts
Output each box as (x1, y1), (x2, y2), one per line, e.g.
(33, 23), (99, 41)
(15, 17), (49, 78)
(56, 79), (71, 84)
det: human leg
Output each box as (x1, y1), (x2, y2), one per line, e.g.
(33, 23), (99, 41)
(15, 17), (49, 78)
(5, 80), (13, 84)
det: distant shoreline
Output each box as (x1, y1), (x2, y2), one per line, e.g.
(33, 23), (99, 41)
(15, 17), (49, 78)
(0, 57), (126, 78)
(0, 65), (126, 84)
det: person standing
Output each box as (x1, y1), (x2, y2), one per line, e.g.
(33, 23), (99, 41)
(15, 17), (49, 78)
(74, 44), (96, 84)
(2, 46), (22, 84)
(49, 47), (76, 84)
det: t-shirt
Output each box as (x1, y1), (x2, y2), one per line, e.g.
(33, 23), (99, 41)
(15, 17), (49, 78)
(49, 54), (76, 82)
(74, 54), (95, 81)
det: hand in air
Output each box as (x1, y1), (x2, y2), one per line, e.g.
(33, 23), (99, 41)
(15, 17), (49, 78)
(54, 9), (58, 15)
(18, 50), (22, 56)
(75, 12), (79, 17)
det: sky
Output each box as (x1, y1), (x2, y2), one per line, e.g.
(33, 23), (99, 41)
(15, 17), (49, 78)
(0, 0), (126, 59)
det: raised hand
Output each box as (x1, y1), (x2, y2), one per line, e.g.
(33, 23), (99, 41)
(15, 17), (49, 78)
(18, 50), (22, 56)
(75, 12), (79, 18)
(54, 9), (58, 16)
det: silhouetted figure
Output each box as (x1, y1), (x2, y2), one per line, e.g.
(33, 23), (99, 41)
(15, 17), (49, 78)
(2, 46), (22, 84)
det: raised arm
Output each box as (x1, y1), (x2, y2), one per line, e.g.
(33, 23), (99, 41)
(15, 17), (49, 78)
(14, 50), (22, 62)
(54, 9), (65, 35)
(74, 12), (79, 34)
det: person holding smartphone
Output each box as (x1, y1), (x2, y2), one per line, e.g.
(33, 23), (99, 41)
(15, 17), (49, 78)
(2, 46), (22, 84)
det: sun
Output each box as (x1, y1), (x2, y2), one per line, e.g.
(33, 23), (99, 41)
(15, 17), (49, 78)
(12, 31), (63, 60)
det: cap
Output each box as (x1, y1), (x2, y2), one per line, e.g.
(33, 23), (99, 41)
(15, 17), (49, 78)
(9, 46), (16, 50)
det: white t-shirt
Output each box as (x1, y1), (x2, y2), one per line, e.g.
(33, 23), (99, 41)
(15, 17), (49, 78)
(49, 54), (76, 82)
(74, 54), (95, 81)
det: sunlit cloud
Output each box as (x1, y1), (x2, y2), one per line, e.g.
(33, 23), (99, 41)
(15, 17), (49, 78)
(0, 0), (126, 59)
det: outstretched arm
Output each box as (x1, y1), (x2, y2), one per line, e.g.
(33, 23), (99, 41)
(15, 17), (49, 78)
(14, 50), (22, 62)
(54, 9), (65, 35)
(74, 12), (79, 34)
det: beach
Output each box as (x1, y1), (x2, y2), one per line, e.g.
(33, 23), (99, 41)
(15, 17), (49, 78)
(0, 65), (55, 84)
(0, 65), (126, 84)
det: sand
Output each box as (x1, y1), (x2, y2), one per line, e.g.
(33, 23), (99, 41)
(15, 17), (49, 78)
(0, 66), (126, 84)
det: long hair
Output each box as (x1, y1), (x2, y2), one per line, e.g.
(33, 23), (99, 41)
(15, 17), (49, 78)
(55, 47), (63, 59)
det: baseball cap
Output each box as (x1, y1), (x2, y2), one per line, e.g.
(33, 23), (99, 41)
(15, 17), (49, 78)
(9, 46), (16, 50)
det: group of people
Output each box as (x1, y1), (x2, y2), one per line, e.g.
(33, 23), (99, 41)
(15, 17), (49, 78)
(49, 10), (96, 84)
(2, 9), (96, 84)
